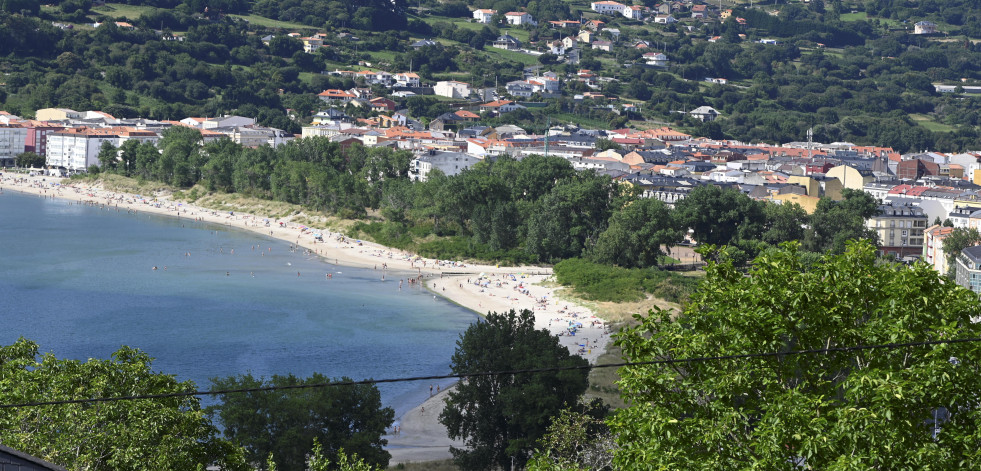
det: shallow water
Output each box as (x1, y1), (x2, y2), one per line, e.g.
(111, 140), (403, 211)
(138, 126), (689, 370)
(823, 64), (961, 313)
(0, 190), (475, 416)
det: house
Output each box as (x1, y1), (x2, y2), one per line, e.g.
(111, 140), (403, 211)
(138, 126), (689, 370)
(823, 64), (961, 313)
(547, 39), (566, 55)
(428, 112), (464, 131)
(562, 36), (578, 49)
(914, 21), (937, 34)
(584, 19), (605, 30)
(369, 97), (397, 113)
(506, 80), (535, 98)
(549, 20), (581, 28)
(577, 30), (594, 43)
(394, 72), (421, 87)
(479, 100), (525, 114)
(410, 39), (438, 49)
(493, 34), (522, 50)
(591, 1), (625, 15)
(623, 5), (646, 19)
(300, 36), (324, 53)
(505, 11), (536, 26)
(690, 106), (720, 122)
(691, 4), (707, 18)
(473, 9), (497, 24)
(704, 77), (728, 85)
(591, 40), (613, 51)
(653, 14), (677, 24)
(434, 81), (471, 99)
(643, 52), (669, 66)
(603, 27), (621, 40)
(0, 444), (69, 471)
(317, 89), (356, 103)
(955, 245), (981, 293)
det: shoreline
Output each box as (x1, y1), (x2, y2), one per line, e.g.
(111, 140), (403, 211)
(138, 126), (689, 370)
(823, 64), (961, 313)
(0, 172), (613, 464)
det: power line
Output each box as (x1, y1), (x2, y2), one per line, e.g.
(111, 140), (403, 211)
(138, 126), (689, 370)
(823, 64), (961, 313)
(1, 336), (979, 410)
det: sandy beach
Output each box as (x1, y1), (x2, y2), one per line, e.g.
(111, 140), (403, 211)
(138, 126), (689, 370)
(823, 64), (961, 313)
(1, 172), (613, 464)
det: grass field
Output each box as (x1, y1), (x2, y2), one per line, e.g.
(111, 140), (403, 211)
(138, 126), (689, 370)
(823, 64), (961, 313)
(483, 47), (541, 66)
(228, 14), (314, 30)
(96, 3), (161, 20)
(910, 114), (956, 133)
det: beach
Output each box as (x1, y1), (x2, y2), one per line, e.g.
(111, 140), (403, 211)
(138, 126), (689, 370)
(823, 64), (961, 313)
(0, 172), (613, 464)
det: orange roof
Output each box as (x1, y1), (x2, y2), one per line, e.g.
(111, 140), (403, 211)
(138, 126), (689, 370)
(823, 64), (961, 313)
(454, 110), (479, 119)
(318, 89), (355, 98)
(481, 100), (514, 107)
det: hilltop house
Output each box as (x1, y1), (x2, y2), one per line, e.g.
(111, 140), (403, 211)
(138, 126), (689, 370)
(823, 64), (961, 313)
(493, 34), (522, 50)
(914, 21), (937, 34)
(473, 9), (496, 23)
(505, 11), (536, 26)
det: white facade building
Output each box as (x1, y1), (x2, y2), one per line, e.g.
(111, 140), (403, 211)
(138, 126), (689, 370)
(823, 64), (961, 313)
(473, 9), (496, 24)
(434, 81), (472, 99)
(591, 1), (625, 15)
(505, 11), (536, 26)
(0, 124), (27, 167)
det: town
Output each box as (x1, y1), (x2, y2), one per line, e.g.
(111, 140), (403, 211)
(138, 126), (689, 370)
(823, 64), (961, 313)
(4, 103), (981, 293)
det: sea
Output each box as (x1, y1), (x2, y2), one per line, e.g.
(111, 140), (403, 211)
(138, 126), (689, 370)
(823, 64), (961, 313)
(0, 189), (478, 417)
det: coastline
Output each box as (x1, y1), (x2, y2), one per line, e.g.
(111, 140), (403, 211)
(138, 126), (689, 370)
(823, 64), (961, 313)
(1, 173), (614, 464)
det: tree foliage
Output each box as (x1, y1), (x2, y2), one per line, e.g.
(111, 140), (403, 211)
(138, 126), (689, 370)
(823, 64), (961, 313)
(803, 188), (880, 254)
(0, 339), (247, 471)
(439, 309), (589, 471)
(208, 373), (394, 471)
(611, 241), (981, 469)
(591, 198), (683, 268)
(941, 227), (981, 278)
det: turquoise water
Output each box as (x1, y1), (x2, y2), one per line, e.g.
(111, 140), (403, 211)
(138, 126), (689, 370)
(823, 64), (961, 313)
(0, 190), (476, 415)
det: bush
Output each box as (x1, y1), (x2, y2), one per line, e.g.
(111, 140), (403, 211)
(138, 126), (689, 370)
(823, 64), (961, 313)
(553, 258), (700, 303)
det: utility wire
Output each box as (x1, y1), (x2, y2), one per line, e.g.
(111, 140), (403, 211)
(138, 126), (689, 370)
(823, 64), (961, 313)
(1, 336), (979, 410)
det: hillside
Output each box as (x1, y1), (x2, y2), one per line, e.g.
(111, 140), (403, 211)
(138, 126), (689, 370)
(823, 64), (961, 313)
(1, 0), (981, 150)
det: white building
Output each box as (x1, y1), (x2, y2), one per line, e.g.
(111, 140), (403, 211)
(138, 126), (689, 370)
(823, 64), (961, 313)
(591, 1), (625, 15)
(505, 11), (536, 26)
(434, 81), (472, 99)
(410, 151), (482, 181)
(473, 9), (496, 24)
(623, 5), (646, 19)
(643, 52), (669, 67)
(394, 73), (421, 88)
(0, 124), (27, 167)
(45, 128), (148, 172)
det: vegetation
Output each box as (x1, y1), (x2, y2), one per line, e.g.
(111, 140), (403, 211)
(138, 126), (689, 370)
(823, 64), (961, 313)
(553, 258), (699, 304)
(1, 0), (981, 150)
(208, 373), (394, 470)
(610, 241), (981, 468)
(439, 309), (589, 470)
(0, 339), (248, 470)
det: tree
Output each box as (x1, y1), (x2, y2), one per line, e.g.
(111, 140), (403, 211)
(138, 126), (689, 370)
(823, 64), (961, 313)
(761, 201), (808, 245)
(673, 185), (766, 247)
(96, 140), (118, 171)
(611, 241), (981, 469)
(0, 339), (248, 471)
(803, 188), (880, 254)
(14, 151), (45, 168)
(208, 373), (394, 471)
(592, 198), (684, 268)
(941, 227), (981, 278)
(439, 310), (589, 471)
(526, 401), (614, 471)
